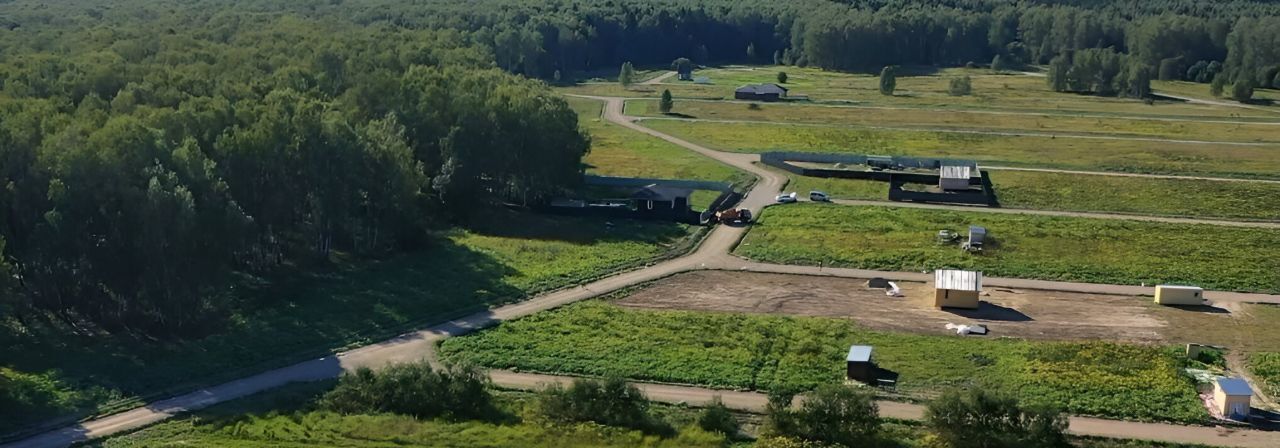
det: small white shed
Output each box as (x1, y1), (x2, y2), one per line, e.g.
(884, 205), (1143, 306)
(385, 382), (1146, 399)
(1154, 285), (1204, 306)
(939, 165), (971, 191)
(1213, 377), (1252, 420)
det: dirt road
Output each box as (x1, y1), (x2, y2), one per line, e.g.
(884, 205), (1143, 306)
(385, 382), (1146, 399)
(8, 95), (1279, 448)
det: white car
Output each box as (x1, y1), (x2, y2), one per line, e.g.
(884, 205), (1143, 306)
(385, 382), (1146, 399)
(809, 190), (830, 202)
(775, 192), (798, 203)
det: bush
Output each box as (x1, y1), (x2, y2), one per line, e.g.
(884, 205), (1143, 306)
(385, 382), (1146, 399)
(948, 76), (972, 96)
(1233, 79), (1255, 102)
(777, 71), (788, 84)
(766, 384), (880, 447)
(697, 397), (740, 437)
(747, 103), (762, 110)
(534, 377), (673, 435)
(925, 387), (1068, 448)
(319, 361), (496, 420)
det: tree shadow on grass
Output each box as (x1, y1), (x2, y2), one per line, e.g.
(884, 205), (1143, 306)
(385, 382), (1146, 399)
(458, 206), (690, 246)
(0, 237), (526, 439)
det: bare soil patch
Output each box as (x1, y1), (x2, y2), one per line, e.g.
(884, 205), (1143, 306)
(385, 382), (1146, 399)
(616, 270), (1175, 342)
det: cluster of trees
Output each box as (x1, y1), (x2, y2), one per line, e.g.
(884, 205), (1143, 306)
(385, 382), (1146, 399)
(1047, 48), (1153, 97)
(0, 9), (589, 335)
(320, 362), (497, 420)
(760, 385), (1069, 448)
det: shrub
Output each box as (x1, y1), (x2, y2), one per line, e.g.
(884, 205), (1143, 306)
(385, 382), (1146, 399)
(948, 76), (972, 96)
(319, 361), (496, 420)
(1233, 79), (1255, 102)
(534, 377), (672, 435)
(659, 89), (674, 113)
(747, 103), (762, 110)
(925, 387), (1068, 448)
(767, 384), (880, 447)
(697, 397), (740, 437)
(777, 71), (788, 84)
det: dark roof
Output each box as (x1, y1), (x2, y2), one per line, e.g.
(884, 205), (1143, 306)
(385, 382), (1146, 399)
(1217, 377), (1253, 396)
(847, 345), (873, 362)
(630, 184), (693, 201)
(735, 83), (788, 95)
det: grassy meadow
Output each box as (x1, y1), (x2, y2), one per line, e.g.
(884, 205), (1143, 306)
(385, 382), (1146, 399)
(0, 210), (697, 437)
(642, 119), (1280, 179)
(780, 169), (1280, 221)
(735, 204), (1280, 292)
(627, 99), (1280, 144)
(1249, 352), (1280, 399)
(567, 97), (750, 209)
(90, 382), (731, 448)
(440, 301), (1206, 423)
(562, 65), (1277, 119)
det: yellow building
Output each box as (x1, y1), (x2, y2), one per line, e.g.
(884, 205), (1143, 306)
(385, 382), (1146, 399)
(930, 269), (982, 309)
(1154, 285), (1204, 306)
(1213, 377), (1252, 420)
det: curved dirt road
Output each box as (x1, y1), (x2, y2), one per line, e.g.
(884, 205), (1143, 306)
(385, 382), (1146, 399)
(9, 96), (1280, 448)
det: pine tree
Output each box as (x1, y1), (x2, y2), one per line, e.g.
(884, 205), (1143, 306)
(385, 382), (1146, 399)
(659, 89), (674, 114)
(879, 66), (897, 96)
(619, 62), (635, 87)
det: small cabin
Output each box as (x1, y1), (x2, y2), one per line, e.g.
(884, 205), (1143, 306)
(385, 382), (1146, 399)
(846, 345), (876, 383)
(939, 165), (972, 191)
(630, 184), (693, 220)
(931, 269), (982, 309)
(734, 83), (788, 102)
(1154, 285), (1204, 306)
(1214, 377), (1252, 420)
(967, 226), (987, 249)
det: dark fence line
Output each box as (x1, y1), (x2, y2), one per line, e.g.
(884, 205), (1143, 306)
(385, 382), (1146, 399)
(761, 151), (998, 206)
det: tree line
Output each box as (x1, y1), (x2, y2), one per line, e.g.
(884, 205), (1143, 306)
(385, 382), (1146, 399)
(0, 11), (589, 335)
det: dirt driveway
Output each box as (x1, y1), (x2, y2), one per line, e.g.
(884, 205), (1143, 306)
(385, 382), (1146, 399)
(616, 270), (1171, 342)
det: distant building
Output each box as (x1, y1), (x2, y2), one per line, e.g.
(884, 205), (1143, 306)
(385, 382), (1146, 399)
(930, 269), (982, 309)
(846, 345), (876, 383)
(734, 83), (788, 101)
(677, 68), (693, 81)
(939, 165), (972, 190)
(1213, 377), (1252, 420)
(630, 184), (693, 220)
(1154, 285), (1204, 306)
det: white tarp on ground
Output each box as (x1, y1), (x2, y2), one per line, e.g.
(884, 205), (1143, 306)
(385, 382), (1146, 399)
(886, 282), (902, 297)
(945, 323), (988, 335)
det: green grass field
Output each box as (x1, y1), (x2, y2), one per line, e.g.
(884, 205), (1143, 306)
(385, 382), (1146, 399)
(626, 99), (1280, 144)
(1249, 352), (1280, 400)
(90, 382), (730, 448)
(735, 204), (1280, 293)
(0, 210), (698, 438)
(780, 169), (1280, 221)
(440, 301), (1205, 423)
(561, 66), (1279, 120)
(567, 97), (750, 208)
(642, 119), (1280, 179)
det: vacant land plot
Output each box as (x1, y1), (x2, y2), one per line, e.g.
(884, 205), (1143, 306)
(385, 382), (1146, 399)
(1251, 353), (1280, 399)
(645, 120), (1280, 179)
(563, 66), (1275, 119)
(628, 99), (1280, 144)
(0, 210), (696, 437)
(441, 300), (1205, 422)
(617, 271), (1165, 342)
(567, 97), (749, 208)
(1153, 80), (1280, 109)
(736, 205), (1280, 293)
(781, 169), (1280, 221)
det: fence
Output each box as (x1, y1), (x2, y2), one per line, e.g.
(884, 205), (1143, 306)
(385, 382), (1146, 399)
(761, 151), (998, 206)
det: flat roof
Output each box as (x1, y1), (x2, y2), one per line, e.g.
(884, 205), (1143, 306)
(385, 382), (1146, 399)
(847, 345), (873, 362)
(940, 165), (971, 179)
(935, 269), (982, 292)
(1157, 285), (1203, 291)
(1217, 377), (1253, 396)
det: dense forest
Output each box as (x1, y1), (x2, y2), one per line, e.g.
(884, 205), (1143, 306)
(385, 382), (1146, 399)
(2, 0), (1280, 335)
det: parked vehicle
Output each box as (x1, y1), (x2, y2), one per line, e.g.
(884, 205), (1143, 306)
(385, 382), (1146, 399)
(809, 190), (830, 202)
(715, 208), (753, 224)
(776, 192), (798, 203)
